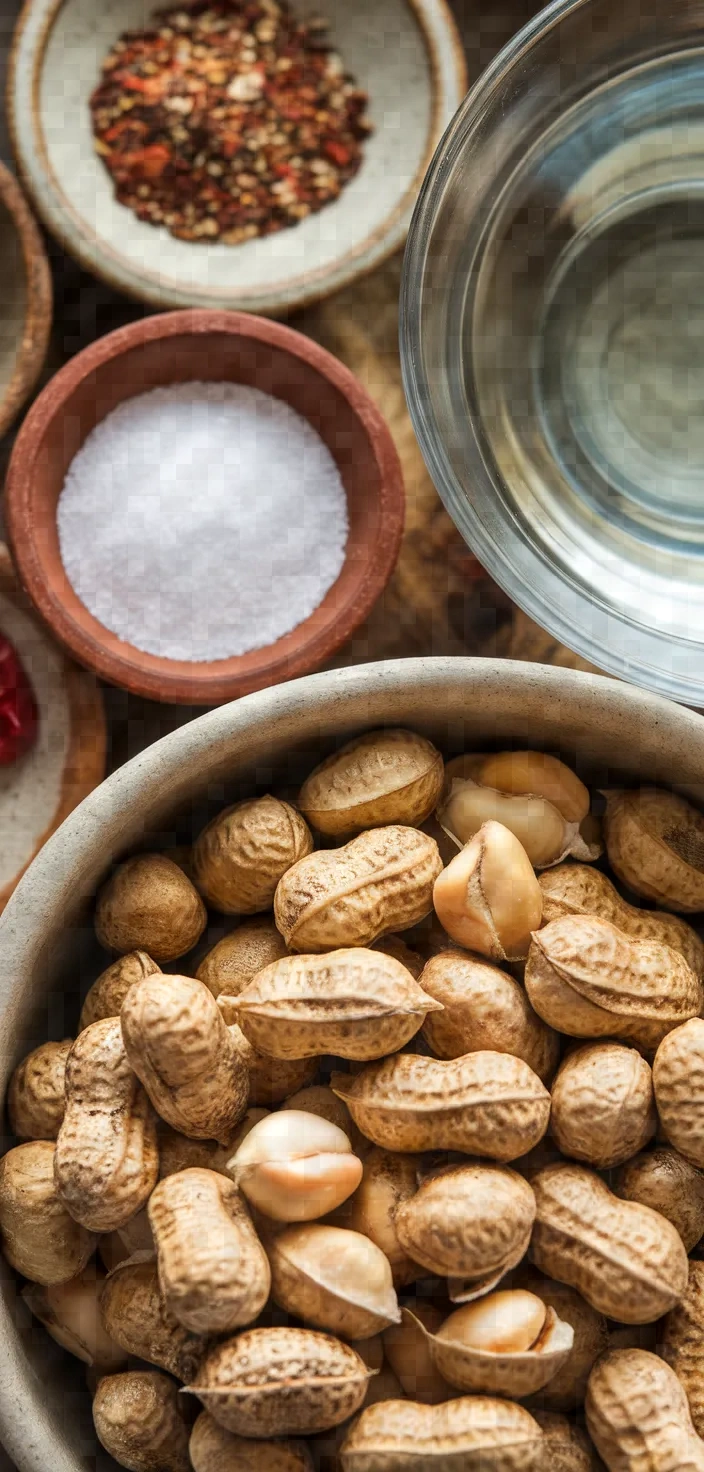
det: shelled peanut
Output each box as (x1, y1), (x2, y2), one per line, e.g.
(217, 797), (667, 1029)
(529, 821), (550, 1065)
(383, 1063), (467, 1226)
(5, 728), (704, 1472)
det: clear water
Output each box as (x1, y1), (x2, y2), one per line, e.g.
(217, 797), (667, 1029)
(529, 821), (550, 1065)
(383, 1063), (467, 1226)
(473, 49), (704, 561)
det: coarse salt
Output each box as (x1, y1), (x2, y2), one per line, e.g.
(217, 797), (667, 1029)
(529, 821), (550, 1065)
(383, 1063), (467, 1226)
(57, 381), (349, 662)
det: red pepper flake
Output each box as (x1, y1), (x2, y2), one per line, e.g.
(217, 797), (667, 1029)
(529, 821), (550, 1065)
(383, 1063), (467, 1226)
(0, 636), (38, 767)
(90, 0), (372, 244)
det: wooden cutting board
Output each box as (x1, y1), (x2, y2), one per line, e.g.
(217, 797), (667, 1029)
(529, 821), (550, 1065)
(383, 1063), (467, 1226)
(0, 544), (105, 911)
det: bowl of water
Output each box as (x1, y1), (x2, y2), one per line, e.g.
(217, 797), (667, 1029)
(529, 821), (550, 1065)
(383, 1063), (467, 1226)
(401, 0), (704, 704)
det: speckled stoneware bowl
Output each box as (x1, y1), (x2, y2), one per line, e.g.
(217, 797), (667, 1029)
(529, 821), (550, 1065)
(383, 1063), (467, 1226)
(8, 0), (466, 314)
(1, 656), (704, 1471)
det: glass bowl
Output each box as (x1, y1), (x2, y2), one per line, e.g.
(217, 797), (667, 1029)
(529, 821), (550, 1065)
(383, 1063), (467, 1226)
(401, 0), (704, 704)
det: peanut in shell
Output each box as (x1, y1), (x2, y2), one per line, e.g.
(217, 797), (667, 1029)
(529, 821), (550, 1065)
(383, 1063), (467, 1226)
(194, 796), (313, 915)
(148, 1168), (270, 1334)
(586, 1349), (704, 1472)
(99, 1254), (210, 1382)
(549, 1042), (656, 1169)
(332, 1051), (550, 1161)
(525, 914), (703, 1048)
(274, 826), (443, 953)
(393, 1163), (536, 1293)
(419, 950), (559, 1083)
(653, 1019), (704, 1169)
(79, 950), (161, 1031)
(614, 1146), (704, 1251)
(533, 1412), (605, 1472)
(197, 918), (288, 1023)
(339, 1396), (544, 1471)
(529, 1162), (689, 1324)
(539, 863), (704, 977)
(662, 1260), (704, 1438)
(95, 853), (206, 962)
(54, 1018), (158, 1233)
(298, 729), (444, 836)
(190, 1327), (371, 1438)
(0, 1141), (97, 1285)
(93, 1369), (191, 1472)
(121, 974), (249, 1144)
(230, 948), (441, 1061)
(603, 787), (704, 912)
(8, 1039), (72, 1141)
(189, 1414), (314, 1472)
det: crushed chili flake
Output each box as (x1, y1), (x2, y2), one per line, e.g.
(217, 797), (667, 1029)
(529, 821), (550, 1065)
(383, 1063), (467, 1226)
(90, 0), (372, 244)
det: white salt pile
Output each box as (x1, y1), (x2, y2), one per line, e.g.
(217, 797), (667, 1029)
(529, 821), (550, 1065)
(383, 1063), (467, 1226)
(57, 381), (349, 662)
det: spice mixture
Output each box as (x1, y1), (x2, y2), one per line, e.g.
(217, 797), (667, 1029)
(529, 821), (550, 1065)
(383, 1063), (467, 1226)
(57, 382), (349, 662)
(90, 0), (371, 244)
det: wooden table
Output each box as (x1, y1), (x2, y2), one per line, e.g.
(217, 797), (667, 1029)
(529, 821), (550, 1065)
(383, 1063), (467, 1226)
(0, 0), (595, 779)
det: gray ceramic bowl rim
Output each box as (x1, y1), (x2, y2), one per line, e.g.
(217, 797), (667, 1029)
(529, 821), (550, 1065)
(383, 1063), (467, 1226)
(8, 0), (467, 314)
(399, 0), (704, 706)
(2, 655), (704, 1472)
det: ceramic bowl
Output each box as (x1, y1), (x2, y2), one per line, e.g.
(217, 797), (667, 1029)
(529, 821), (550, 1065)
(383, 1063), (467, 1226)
(1, 657), (704, 1472)
(4, 309), (405, 704)
(8, 0), (466, 315)
(0, 160), (51, 438)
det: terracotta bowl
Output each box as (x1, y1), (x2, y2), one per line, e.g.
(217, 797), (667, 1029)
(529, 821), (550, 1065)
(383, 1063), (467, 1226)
(0, 160), (51, 439)
(1, 657), (704, 1472)
(9, 0), (466, 315)
(4, 310), (405, 704)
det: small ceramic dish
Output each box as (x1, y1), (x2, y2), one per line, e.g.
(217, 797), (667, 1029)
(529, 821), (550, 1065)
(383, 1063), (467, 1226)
(0, 161), (51, 439)
(8, 0), (466, 315)
(0, 544), (105, 915)
(4, 309), (406, 705)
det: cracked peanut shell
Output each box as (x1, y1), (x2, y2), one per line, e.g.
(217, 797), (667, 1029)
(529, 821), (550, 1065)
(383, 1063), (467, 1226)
(267, 1224), (401, 1339)
(193, 796), (313, 914)
(298, 729), (444, 837)
(230, 948), (442, 1061)
(274, 826), (443, 953)
(415, 1298), (574, 1398)
(332, 1051), (550, 1160)
(190, 1327), (371, 1437)
(529, 1162), (688, 1324)
(525, 914), (702, 1048)
(539, 863), (704, 977)
(339, 1396), (543, 1471)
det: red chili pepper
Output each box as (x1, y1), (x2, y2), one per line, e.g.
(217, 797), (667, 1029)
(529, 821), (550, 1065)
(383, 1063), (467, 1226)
(324, 140), (350, 167)
(0, 636), (38, 766)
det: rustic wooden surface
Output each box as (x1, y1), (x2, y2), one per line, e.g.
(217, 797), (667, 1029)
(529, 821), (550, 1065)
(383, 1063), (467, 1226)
(0, 0), (597, 776)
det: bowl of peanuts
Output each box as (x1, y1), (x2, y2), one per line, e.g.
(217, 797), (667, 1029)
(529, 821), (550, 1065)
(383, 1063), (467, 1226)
(3, 655), (704, 1472)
